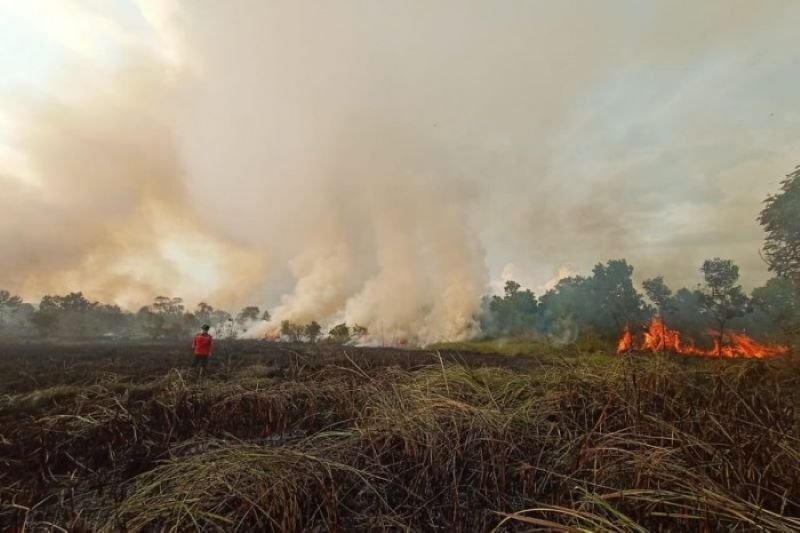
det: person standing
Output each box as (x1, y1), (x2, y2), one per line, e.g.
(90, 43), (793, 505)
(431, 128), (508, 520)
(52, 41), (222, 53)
(192, 324), (213, 375)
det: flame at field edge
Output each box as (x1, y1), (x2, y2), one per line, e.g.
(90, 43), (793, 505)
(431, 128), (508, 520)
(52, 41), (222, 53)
(617, 317), (790, 358)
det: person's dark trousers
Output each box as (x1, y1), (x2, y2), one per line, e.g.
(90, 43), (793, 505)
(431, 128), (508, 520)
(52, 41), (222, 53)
(192, 355), (209, 376)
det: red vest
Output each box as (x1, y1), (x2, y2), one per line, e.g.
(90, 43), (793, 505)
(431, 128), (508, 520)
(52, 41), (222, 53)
(193, 333), (213, 356)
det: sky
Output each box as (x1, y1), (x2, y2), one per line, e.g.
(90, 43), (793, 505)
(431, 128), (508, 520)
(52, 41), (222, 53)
(0, 1), (799, 341)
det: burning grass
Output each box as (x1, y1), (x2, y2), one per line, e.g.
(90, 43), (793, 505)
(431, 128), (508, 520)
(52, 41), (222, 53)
(1, 342), (799, 531)
(618, 317), (791, 358)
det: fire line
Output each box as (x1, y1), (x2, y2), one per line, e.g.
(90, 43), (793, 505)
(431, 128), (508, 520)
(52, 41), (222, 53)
(617, 317), (789, 358)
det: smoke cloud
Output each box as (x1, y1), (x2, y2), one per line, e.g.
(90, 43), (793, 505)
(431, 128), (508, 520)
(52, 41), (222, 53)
(0, 56), (265, 308)
(1, 1), (799, 341)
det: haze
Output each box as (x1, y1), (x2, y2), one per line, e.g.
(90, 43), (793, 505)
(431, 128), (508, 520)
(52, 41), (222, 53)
(1, 0), (799, 341)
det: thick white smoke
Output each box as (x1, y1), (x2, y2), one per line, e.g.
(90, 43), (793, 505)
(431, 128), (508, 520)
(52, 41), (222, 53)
(240, 132), (488, 343)
(1, 1), (800, 343)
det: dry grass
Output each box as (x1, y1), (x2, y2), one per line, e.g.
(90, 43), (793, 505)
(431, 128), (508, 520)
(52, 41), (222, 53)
(1, 343), (799, 531)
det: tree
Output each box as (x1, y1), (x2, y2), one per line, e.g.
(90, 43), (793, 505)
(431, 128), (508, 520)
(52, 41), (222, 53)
(236, 306), (261, 325)
(136, 306), (164, 339)
(0, 290), (23, 308)
(485, 280), (538, 337)
(698, 258), (749, 355)
(261, 310), (271, 322)
(503, 280), (520, 295)
(536, 276), (591, 336)
(152, 296), (184, 316)
(329, 323), (351, 343)
(195, 302), (214, 325)
(759, 165), (800, 283)
(211, 309), (232, 326)
(0, 290), (24, 332)
(589, 259), (649, 333)
(304, 321), (322, 343)
(751, 277), (799, 338)
(280, 320), (303, 342)
(535, 259), (650, 343)
(195, 302), (234, 330)
(30, 310), (59, 337)
(36, 292), (101, 337)
(141, 296), (189, 339)
(642, 276), (673, 317)
(92, 304), (129, 337)
(662, 288), (706, 341)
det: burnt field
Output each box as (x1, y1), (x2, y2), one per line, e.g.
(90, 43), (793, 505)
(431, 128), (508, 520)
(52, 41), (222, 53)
(1, 341), (799, 532)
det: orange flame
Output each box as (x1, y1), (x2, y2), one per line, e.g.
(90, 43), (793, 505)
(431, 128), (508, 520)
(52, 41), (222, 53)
(617, 317), (789, 358)
(617, 325), (633, 353)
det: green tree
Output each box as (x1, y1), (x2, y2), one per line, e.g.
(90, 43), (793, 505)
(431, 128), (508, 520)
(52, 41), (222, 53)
(759, 165), (800, 283)
(698, 258), (749, 355)
(662, 288), (706, 341)
(536, 276), (591, 336)
(642, 276), (673, 317)
(536, 259), (649, 342)
(589, 259), (649, 333)
(489, 280), (538, 336)
(751, 277), (799, 338)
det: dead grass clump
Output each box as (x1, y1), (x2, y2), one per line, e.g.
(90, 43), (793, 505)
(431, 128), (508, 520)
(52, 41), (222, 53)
(107, 440), (379, 532)
(208, 378), (370, 439)
(234, 362), (273, 378)
(496, 356), (800, 531)
(10, 384), (86, 410)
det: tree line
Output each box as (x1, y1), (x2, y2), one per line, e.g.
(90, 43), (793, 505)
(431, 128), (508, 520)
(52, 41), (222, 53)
(482, 164), (800, 347)
(1, 164), (797, 346)
(481, 257), (798, 347)
(0, 291), (371, 344)
(0, 293), (268, 341)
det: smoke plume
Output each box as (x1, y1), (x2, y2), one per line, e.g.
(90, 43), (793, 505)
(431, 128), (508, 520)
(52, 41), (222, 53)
(0, 56), (265, 308)
(1, 1), (799, 342)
